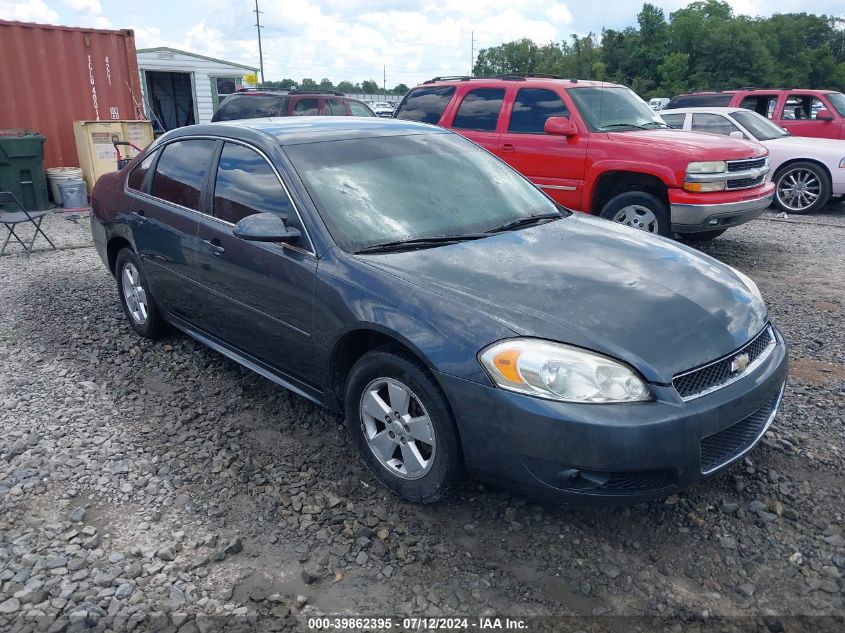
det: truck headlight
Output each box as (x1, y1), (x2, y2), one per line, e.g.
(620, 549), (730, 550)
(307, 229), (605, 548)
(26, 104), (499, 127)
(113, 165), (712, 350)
(479, 339), (651, 403)
(687, 161), (727, 174)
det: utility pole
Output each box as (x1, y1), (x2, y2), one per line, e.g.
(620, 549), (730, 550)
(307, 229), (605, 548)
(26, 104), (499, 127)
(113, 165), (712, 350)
(383, 65), (386, 93)
(470, 31), (474, 76)
(254, 0), (265, 85)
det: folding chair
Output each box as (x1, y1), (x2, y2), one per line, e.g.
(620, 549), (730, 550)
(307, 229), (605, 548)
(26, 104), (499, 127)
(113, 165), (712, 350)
(0, 191), (57, 256)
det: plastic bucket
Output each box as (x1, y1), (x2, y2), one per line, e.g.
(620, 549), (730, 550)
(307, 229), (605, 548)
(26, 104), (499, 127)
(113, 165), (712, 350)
(57, 181), (88, 209)
(47, 167), (84, 204)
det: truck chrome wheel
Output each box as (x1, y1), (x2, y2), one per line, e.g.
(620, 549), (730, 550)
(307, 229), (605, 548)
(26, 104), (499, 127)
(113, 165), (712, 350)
(359, 377), (436, 480)
(776, 167), (820, 212)
(121, 263), (149, 325)
(612, 205), (659, 233)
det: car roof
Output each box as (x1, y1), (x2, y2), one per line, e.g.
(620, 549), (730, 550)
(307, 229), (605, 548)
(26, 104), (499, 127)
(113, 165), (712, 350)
(417, 76), (621, 89)
(167, 117), (448, 146)
(661, 107), (747, 114)
(673, 88), (836, 98)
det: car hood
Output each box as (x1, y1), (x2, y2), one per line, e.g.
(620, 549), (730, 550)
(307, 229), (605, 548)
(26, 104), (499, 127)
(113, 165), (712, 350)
(358, 215), (768, 383)
(609, 129), (768, 160)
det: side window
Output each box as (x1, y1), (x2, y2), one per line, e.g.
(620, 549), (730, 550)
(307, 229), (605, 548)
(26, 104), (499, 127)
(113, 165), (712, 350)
(127, 150), (158, 191)
(394, 86), (455, 124)
(213, 143), (291, 224)
(781, 95), (825, 120)
(150, 140), (217, 210)
(508, 88), (569, 134)
(292, 98), (319, 116)
(691, 113), (742, 136)
(349, 100), (375, 117)
(214, 95), (284, 121)
(452, 88), (505, 132)
(660, 113), (686, 129)
(325, 99), (347, 116)
(738, 95), (777, 118)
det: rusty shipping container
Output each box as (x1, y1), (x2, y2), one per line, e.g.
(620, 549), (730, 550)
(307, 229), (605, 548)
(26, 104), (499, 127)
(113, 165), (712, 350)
(0, 20), (146, 169)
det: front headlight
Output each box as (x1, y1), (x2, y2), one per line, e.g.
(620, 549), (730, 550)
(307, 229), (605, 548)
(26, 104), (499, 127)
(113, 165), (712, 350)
(687, 161), (727, 174)
(479, 339), (651, 403)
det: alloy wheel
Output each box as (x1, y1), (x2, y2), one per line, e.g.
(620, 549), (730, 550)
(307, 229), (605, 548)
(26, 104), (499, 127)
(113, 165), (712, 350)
(121, 263), (148, 325)
(359, 377), (436, 480)
(612, 204), (659, 233)
(777, 168), (820, 212)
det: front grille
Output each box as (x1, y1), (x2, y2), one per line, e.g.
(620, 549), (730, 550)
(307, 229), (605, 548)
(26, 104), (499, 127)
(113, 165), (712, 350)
(727, 175), (766, 190)
(700, 389), (782, 473)
(673, 326), (775, 400)
(600, 469), (676, 493)
(727, 157), (767, 172)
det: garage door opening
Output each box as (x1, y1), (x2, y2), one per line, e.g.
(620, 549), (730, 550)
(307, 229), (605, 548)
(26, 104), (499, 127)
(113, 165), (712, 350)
(144, 71), (196, 132)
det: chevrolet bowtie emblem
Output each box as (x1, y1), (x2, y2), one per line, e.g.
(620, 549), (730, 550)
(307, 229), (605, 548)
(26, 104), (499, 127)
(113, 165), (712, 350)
(731, 353), (750, 374)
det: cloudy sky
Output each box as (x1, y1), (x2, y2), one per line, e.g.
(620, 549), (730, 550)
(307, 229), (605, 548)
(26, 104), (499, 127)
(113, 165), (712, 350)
(3, 0), (843, 86)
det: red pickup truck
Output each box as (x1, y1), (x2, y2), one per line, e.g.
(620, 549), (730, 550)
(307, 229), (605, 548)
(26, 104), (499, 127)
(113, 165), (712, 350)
(396, 76), (775, 240)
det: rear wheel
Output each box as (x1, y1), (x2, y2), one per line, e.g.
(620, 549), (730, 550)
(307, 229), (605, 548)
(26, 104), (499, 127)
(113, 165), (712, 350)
(677, 228), (727, 242)
(115, 248), (166, 338)
(599, 191), (670, 237)
(344, 348), (461, 503)
(773, 162), (830, 214)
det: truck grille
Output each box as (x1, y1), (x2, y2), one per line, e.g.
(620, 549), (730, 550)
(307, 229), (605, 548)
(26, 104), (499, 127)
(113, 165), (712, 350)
(700, 387), (783, 474)
(673, 326), (775, 400)
(727, 175), (766, 190)
(727, 157), (767, 172)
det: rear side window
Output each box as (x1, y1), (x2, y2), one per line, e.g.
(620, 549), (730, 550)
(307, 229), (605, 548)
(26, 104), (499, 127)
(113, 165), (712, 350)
(691, 113), (742, 136)
(666, 94), (733, 109)
(325, 99), (347, 115)
(738, 95), (777, 118)
(213, 95), (285, 121)
(127, 150), (158, 191)
(213, 143), (291, 224)
(660, 113), (685, 129)
(395, 86), (455, 124)
(151, 139), (217, 210)
(292, 98), (319, 115)
(452, 88), (505, 132)
(508, 88), (569, 134)
(349, 100), (375, 117)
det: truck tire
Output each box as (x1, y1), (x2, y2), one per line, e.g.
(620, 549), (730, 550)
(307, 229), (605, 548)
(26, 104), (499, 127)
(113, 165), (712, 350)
(773, 161), (830, 215)
(599, 192), (670, 237)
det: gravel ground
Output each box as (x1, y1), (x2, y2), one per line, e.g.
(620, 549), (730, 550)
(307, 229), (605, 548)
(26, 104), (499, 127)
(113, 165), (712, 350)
(1, 205), (844, 632)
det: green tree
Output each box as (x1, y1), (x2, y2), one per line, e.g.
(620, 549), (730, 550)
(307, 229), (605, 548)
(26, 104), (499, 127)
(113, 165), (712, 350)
(473, 38), (541, 75)
(300, 78), (318, 89)
(657, 52), (689, 95)
(361, 80), (380, 93)
(392, 83), (409, 95)
(336, 81), (355, 94)
(318, 77), (335, 91)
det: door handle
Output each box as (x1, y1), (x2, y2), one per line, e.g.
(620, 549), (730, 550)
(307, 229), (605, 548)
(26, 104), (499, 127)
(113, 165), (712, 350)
(500, 143), (515, 153)
(203, 239), (225, 257)
(131, 210), (147, 224)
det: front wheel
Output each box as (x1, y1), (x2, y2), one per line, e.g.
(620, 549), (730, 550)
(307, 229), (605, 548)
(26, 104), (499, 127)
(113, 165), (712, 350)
(599, 191), (670, 237)
(773, 162), (830, 214)
(344, 348), (461, 503)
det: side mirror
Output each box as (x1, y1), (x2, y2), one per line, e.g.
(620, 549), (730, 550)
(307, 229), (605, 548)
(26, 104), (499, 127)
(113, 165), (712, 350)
(233, 212), (301, 243)
(816, 109), (834, 121)
(544, 116), (577, 137)
(729, 130), (745, 139)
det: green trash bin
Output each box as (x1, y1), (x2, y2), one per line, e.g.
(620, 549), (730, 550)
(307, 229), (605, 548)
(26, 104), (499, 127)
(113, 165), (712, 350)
(0, 129), (50, 212)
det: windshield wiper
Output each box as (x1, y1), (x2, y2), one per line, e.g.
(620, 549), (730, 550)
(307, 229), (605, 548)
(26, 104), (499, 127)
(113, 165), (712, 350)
(486, 211), (563, 233)
(598, 123), (648, 131)
(641, 121), (671, 129)
(354, 233), (487, 254)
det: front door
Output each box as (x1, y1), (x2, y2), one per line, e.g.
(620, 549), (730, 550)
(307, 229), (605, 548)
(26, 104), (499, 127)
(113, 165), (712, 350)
(130, 138), (217, 320)
(497, 86), (587, 209)
(191, 141), (319, 385)
(776, 93), (835, 138)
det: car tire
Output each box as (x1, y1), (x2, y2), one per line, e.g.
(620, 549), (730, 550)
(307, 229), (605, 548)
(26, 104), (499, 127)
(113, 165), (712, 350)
(344, 347), (462, 503)
(773, 161), (831, 215)
(599, 191), (670, 237)
(676, 228), (727, 242)
(115, 248), (166, 339)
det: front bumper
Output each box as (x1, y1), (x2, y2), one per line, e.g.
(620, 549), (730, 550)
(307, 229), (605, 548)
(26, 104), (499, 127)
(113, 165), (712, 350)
(437, 326), (788, 504)
(669, 183), (775, 233)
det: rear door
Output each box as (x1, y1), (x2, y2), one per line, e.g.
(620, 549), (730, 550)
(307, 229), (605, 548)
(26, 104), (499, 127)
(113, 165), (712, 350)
(191, 141), (319, 385)
(394, 85), (456, 125)
(497, 86), (587, 209)
(289, 96), (320, 116)
(444, 87), (506, 154)
(130, 138), (217, 321)
(324, 98), (349, 115)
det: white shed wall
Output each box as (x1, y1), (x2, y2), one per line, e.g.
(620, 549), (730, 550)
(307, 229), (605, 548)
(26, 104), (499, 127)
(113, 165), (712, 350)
(137, 50), (252, 124)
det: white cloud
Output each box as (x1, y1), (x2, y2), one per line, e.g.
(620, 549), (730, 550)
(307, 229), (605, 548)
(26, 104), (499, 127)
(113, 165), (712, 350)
(546, 4), (574, 24)
(63, 0), (102, 13)
(0, 0), (60, 23)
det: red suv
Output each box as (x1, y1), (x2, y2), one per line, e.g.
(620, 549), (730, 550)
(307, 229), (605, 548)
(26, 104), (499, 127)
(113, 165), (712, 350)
(396, 76), (774, 240)
(665, 89), (845, 140)
(211, 89), (375, 121)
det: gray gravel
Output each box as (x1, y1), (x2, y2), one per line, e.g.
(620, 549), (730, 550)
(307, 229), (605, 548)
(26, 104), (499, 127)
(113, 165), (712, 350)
(1, 205), (844, 631)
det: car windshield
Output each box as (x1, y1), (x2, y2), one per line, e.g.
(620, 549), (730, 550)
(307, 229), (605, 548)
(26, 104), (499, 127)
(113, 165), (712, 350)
(285, 133), (560, 252)
(729, 110), (789, 141)
(568, 86), (668, 131)
(825, 92), (845, 116)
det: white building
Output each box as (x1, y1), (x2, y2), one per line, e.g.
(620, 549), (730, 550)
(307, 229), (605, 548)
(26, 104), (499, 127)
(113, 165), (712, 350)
(136, 47), (258, 132)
